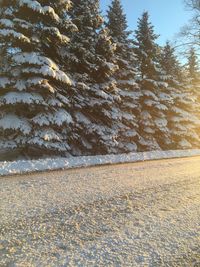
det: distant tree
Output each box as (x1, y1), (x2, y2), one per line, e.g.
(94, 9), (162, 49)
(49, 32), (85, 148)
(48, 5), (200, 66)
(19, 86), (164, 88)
(159, 42), (200, 149)
(134, 12), (170, 151)
(106, 0), (141, 153)
(68, 0), (121, 155)
(0, 0), (77, 157)
(159, 41), (183, 80)
(187, 47), (199, 78)
(185, 47), (200, 142)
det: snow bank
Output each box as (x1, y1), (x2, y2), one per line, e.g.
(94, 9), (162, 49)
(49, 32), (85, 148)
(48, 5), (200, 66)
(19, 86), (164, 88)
(1, 149), (200, 177)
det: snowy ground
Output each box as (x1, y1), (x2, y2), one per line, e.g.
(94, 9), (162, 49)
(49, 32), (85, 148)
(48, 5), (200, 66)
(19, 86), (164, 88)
(1, 149), (200, 176)
(0, 156), (200, 266)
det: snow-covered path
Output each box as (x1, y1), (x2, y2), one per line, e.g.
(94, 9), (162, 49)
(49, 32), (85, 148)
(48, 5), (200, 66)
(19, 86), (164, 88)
(0, 157), (200, 266)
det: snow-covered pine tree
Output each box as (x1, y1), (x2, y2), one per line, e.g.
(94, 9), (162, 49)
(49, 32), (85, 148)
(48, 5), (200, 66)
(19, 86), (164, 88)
(67, 0), (121, 155)
(187, 47), (199, 79)
(106, 0), (129, 42)
(159, 42), (200, 149)
(106, 0), (141, 153)
(0, 0), (77, 157)
(134, 12), (170, 151)
(185, 47), (200, 145)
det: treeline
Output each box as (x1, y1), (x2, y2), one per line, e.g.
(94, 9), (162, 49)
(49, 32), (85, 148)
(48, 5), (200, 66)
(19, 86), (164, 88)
(0, 0), (199, 158)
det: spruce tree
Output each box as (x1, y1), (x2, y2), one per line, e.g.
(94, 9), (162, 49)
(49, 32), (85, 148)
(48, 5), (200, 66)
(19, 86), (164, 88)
(159, 42), (200, 149)
(107, 0), (129, 42)
(187, 47), (199, 79)
(0, 0), (77, 157)
(68, 0), (121, 155)
(134, 12), (170, 151)
(186, 47), (200, 144)
(106, 0), (141, 153)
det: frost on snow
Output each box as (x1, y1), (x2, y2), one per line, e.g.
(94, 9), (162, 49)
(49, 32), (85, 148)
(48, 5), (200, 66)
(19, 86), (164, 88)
(1, 149), (200, 177)
(0, 114), (31, 134)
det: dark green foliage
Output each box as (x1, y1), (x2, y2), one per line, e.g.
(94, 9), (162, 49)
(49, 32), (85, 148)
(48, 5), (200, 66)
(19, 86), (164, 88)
(106, 0), (130, 42)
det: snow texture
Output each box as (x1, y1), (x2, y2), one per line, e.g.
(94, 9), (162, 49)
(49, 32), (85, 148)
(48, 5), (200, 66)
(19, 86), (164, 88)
(1, 149), (200, 177)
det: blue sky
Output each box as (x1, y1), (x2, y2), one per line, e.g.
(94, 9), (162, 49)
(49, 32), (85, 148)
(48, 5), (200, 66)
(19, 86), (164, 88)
(100, 0), (191, 45)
